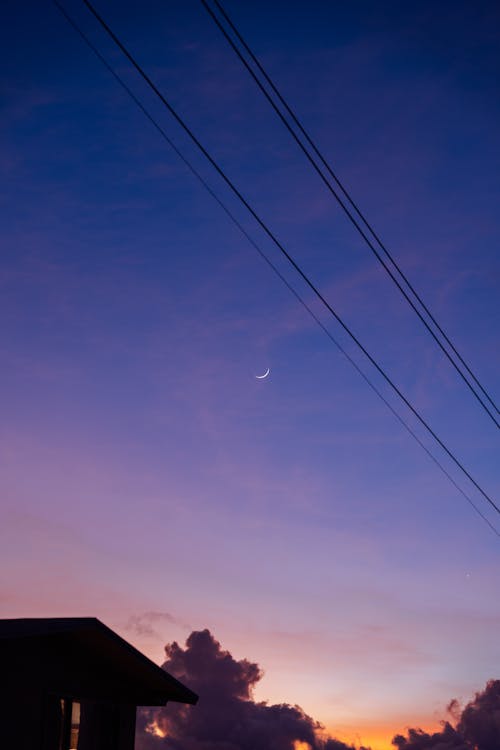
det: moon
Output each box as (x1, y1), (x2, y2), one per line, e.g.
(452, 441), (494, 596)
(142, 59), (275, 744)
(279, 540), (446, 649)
(255, 368), (270, 379)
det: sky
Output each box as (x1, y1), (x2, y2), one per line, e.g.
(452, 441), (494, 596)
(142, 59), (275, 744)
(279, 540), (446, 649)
(1, 1), (499, 748)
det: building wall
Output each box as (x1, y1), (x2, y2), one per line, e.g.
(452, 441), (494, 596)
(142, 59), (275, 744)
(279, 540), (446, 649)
(0, 692), (137, 750)
(0, 691), (45, 750)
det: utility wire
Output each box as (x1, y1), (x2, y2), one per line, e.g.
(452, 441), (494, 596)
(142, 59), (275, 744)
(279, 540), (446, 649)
(77, 0), (500, 513)
(206, 0), (500, 422)
(54, 0), (499, 527)
(201, 0), (500, 428)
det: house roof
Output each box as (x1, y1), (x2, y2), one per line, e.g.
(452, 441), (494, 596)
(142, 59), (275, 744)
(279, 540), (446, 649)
(0, 617), (198, 706)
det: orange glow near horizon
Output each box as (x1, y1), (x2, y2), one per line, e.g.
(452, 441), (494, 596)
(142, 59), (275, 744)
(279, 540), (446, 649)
(323, 716), (443, 750)
(327, 726), (393, 750)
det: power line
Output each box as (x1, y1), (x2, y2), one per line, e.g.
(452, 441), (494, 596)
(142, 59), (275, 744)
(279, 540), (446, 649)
(77, 0), (500, 514)
(74, 0), (500, 515)
(205, 0), (500, 424)
(201, 0), (500, 428)
(53, 0), (499, 532)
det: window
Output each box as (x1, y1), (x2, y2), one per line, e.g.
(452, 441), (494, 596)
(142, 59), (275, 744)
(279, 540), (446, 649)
(58, 699), (80, 750)
(69, 700), (80, 750)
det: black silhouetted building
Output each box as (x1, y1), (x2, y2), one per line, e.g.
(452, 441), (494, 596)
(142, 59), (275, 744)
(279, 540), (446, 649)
(0, 617), (198, 750)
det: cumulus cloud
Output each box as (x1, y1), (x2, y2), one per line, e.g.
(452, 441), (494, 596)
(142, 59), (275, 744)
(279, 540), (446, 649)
(391, 723), (467, 750)
(135, 628), (499, 750)
(392, 680), (500, 750)
(457, 680), (500, 750)
(135, 629), (367, 750)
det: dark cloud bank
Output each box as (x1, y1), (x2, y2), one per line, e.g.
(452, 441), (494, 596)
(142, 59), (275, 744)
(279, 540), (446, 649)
(136, 629), (500, 750)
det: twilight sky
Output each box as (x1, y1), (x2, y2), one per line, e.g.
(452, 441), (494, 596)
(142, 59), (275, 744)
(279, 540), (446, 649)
(1, 1), (499, 748)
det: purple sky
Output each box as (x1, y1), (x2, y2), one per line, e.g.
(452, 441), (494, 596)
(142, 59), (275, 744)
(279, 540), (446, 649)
(1, 1), (499, 748)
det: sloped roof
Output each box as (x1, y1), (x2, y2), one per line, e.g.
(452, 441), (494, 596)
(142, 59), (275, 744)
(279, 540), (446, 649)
(0, 617), (198, 706)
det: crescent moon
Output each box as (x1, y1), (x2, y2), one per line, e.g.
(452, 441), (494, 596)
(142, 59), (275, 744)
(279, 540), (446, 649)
(255, 368), (270, 379)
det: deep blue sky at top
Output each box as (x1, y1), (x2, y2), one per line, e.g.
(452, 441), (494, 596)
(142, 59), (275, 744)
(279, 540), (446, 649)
(1, 1), (499, 738)
(3, 0), (498, 458)
(2, 0), (499, 528)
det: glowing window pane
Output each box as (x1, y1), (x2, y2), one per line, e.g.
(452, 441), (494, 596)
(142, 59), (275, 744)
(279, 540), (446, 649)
(69, 700), (80, 750)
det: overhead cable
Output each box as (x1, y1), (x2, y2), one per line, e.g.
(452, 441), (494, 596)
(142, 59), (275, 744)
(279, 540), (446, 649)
(201, 0), (500, 428)
(53, 0), (499, 533)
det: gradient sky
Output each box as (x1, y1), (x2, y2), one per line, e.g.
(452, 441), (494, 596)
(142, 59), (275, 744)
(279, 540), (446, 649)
(1, 2), (499, 749)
